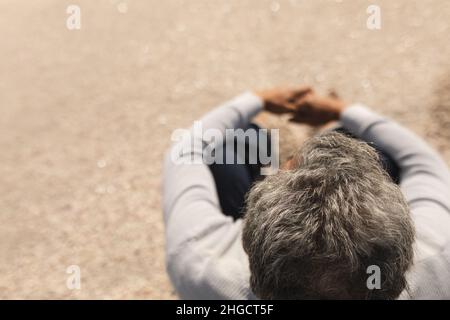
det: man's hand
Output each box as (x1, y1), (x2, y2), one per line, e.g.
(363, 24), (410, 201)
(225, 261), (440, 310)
(255, 86), (313, 114)
(256, 86), (348, 126)
(289, 91), (347, 126)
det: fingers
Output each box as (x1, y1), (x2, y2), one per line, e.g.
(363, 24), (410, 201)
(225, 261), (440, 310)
(294, 92), (314, 108)
(284, 102), (297, 112)
(328, 89), (339, 99)
(294, 85), (313, 93)
(291, 86), (313, 99)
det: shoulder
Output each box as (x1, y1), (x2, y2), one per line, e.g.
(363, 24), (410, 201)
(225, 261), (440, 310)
(403, 243), (450, 299)
(167, 223), (253, 299)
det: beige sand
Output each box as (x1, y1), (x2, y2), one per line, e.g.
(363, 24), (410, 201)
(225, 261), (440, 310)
(0, 0), (449, 299)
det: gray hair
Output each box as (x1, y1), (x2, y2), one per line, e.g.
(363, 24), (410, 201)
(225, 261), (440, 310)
(242, 132), (414, 299)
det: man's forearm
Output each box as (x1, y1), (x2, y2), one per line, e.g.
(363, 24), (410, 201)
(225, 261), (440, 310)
(196, 92), (263, 134)
(163, 92), (264, 299)
(341, 105), (450, 211)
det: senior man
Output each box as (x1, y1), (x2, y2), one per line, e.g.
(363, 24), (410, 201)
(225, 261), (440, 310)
(163, 86), (450, 299)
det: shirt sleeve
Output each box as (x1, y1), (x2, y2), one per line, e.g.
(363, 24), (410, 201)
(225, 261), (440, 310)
(341, 104), (450, 212)
(341, 105), (450, 258)
(162, 92), (263, 299)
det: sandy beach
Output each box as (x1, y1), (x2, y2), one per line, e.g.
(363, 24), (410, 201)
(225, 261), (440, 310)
(0, 0), (449, 299)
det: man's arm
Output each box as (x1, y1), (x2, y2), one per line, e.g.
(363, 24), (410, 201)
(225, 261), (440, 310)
(163, 92), (263, 299)
(340, 105), (450, 213)
(163, 87), (311, 298)
(340, 106), (450, 257)
(291, 92), (450, 215)
(291, 92), (450, 258)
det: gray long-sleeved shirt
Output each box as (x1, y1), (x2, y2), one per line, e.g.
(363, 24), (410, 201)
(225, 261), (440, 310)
(163, 92), (450, 299)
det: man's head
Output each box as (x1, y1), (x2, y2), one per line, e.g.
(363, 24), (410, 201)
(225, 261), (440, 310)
(242, 132), (414, 299)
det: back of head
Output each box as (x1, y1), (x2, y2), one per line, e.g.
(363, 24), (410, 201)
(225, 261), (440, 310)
(242, 132), (414, 299)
